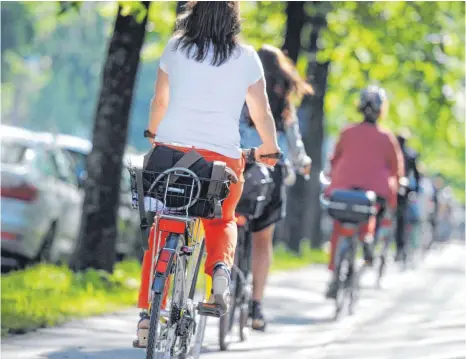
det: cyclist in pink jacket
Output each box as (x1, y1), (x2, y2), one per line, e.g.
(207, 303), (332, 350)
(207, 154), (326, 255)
(325, 86), (404, 298)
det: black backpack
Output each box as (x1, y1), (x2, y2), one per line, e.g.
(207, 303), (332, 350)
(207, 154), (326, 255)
(236, 163), (275, 218)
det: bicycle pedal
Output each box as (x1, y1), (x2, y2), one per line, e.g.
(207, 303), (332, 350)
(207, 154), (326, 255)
(197, 302), (225, 318)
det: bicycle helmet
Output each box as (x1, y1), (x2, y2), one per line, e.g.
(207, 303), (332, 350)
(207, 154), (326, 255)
(358, 86), (387, 122)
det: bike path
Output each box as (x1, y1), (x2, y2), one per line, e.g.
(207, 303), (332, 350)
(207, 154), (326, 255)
(2, 242), (463, 359)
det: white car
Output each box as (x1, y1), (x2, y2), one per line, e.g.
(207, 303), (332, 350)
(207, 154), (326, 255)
(1, 126), (83, 267)
(51, 133), (144, 260)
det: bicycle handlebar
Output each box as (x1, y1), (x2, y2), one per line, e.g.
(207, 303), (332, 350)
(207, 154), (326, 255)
(319, 171), (331, 188)
(241, 148), (283, 165)
(319, 193), (330, 208)
(144, 130), (283, 165)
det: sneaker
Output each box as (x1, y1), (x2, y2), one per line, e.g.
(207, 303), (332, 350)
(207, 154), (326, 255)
(212, 263), (231, 314)
(250, 300), (267, 331)
(325, 279), (339, 299)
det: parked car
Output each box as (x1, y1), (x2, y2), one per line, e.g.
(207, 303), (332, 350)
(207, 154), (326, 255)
(51, 134), (144, 260)
(1, 126), (83, 267)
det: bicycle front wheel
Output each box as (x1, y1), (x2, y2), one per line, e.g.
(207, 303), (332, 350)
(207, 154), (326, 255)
(146, 234), (185, 359)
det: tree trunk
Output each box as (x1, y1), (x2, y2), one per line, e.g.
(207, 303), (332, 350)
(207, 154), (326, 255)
(70, 3), (149, 273)
(282, 1), (305, 63)
(272, 1), (306, 251)
(285, 11), (329, 251)
(176, 2), (187, 15)
(301, 60), (329, 249)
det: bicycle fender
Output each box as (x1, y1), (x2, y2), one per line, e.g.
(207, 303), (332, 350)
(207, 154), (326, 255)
(152, 234), (180, 294)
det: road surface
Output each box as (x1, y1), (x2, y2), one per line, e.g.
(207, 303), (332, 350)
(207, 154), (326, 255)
(2, 241), (464, 359)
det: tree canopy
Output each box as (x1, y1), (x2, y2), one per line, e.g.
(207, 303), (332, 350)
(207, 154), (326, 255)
(1, 1), (464, 200)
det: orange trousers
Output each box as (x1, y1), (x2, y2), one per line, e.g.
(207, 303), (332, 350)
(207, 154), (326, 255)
(137, 146), (245, 309)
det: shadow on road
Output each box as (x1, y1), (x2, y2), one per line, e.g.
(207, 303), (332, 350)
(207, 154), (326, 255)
(269, 315), (334, 326)
(47, 347), (145, 359)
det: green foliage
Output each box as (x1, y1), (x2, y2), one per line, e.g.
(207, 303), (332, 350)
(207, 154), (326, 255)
(241, 1), (286, 49)
(1, 260), (141, 335)
(307, 1), (465, 201)
(2, 1), (464, 200)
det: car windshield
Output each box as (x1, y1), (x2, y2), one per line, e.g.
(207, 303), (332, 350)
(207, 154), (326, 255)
(1, 141), (28, 165)
(64, 149), (88, 173)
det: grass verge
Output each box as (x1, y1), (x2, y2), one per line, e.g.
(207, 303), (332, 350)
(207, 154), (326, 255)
(1, 260), (141, 336)
(2, 245), (328, 336)
(272, 244), (329, 272)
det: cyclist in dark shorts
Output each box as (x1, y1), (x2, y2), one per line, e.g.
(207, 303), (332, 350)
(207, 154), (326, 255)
(240, 45), (312, 331)
(394, 129), (421, 261)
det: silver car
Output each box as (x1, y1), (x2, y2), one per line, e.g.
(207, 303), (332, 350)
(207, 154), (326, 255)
(1, 126), (83, 267)
(52, 134), (144, 261)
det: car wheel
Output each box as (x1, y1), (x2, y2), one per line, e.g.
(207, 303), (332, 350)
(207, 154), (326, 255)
(36, 224), (57, 263)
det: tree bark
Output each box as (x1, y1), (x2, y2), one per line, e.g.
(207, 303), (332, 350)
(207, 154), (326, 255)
(285, 11), (329, 251)
(301, 60), (329, 249)
(272, 1), (307, 251)
(70, 3), (149, 273)
(282, 1), (305, 63)
(176, 2), (187, 15)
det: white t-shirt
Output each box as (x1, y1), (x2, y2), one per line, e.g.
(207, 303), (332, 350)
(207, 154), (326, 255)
(155, 37), (264, 158)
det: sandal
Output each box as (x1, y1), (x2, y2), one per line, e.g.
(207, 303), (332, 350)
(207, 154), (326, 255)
(132, 311), (150, 348)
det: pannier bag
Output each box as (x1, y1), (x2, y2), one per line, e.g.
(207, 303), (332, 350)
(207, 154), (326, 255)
(132, 145), (236, 220)
(327, 189), (377, 224)
(236, 163), (275, 218)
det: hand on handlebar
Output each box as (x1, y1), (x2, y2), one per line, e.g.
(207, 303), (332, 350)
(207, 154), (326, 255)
(255, 144), (281, 167)
(298, 156), (312, 180)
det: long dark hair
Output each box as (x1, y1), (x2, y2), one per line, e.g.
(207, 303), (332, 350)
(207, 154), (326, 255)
(248, 45), (313, 131)
(174, 1), (241, 66)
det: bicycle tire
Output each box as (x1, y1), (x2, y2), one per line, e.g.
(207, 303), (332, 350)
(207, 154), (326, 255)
(334, 237), (352, 320)
(146, 235), (184, 359)
(190, 314), (207, 359)
(239, 302), (250, 342)
(183, 239), (207, 359)
(348, 237), (362, 316)
(238, 225), (251, 342)
(219, 266), (238, 351)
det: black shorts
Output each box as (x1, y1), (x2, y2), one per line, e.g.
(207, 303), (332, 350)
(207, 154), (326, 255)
(249, 163), (286, 233)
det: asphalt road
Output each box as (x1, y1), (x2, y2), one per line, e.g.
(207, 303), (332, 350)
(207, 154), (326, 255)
(2, 241), (464, 359)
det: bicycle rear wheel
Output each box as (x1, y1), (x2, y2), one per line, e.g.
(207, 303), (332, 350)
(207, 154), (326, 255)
(238, 225), (252, 342)
(334, 237), (352, 320)
(146, 234), (185, 359)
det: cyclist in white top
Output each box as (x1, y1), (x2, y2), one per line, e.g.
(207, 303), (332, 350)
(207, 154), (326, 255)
(135, 1), (281, 344)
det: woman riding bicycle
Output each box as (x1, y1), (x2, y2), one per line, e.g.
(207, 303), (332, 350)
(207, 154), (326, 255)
(325, 86), (404, 299)
(135, 1), (280, 344)
(239, 45), (313, 331)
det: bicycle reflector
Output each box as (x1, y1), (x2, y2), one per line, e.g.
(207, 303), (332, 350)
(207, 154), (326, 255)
(156, 248), (174, 274)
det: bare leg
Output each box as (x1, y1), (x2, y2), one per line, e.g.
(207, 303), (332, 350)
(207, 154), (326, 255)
(252, 224), (275, 301)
